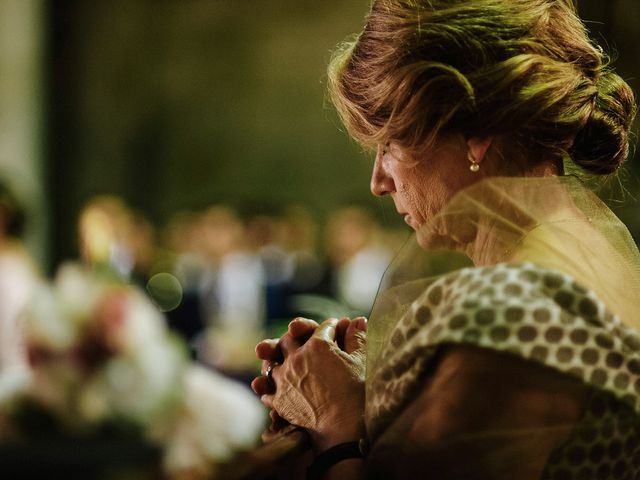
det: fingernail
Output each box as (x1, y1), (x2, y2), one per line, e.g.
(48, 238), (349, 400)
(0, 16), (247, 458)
(355, 317), (368, 331)
(288, 317), (306, 327)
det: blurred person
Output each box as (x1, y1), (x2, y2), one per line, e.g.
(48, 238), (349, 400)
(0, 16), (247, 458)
(196, 206), (266, 374)
(280, 205), (328, 298)
(77, 197), (183, 314)
(164, 210), (212, 298)
(128, 210), (161, 287)
(163, 210), (209, 345)
(325, 207), (392, 315)
(244, 208), (336, 330)
(77, 195), (136, 279)
(245, 214), (294, 324)
(0, 180), (39, 399)
(199, 206), (265, 332)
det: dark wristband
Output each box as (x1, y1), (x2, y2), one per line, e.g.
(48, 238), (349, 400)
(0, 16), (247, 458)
(306, 440), (365, 480)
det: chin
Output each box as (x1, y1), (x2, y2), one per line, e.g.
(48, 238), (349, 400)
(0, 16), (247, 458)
(415, 221), (455, 251)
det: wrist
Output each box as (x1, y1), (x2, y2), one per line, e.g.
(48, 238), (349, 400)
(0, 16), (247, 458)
(306, 440), (366, 480)
(309, 410), (364, 451)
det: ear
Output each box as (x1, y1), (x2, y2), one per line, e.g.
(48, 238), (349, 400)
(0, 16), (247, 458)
(466, 137), (493, 164)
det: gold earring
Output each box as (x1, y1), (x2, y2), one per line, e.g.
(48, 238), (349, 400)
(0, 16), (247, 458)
(468, 152), (480, 172)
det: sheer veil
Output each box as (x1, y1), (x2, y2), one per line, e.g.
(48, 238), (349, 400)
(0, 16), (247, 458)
(367, 175), (640, 381)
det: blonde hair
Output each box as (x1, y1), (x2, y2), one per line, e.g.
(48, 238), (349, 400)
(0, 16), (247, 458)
(328, 0), (636, 174)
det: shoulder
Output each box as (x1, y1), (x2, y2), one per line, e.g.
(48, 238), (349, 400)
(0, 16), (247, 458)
(401, 262), (640, 409)
(401, 262), (618, 351)
(371, 262), (640, 420)
(416, 262), (602, 322)
(379, 263), (598, 371)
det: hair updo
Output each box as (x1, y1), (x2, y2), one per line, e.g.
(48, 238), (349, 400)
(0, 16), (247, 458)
(328, 0), (636, 175)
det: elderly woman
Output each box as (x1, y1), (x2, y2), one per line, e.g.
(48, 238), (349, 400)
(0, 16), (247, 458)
(252, 0), (640, 479)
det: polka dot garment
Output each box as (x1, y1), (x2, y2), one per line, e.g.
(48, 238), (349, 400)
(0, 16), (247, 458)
(366, 263), (640, 479)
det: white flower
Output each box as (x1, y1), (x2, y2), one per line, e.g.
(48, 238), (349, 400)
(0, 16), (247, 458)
(74, 287), (187, 427)
(23, 283), (75, 350)
(0, 365), (30, 404)
(162, 365), (266, 476)
(8, 263), (265, 478)
(54, 262), (104, 329)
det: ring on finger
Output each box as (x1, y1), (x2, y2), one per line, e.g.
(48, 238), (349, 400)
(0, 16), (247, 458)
(266, 361), (278, 388)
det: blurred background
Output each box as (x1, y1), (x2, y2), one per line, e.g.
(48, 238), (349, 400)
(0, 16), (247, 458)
(0, 0), (638, 372)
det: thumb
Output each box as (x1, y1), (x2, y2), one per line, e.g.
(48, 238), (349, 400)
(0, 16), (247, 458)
(344, 317), (367, 354)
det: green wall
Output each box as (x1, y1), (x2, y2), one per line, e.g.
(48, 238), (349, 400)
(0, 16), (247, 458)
(47, 0), (640, 268)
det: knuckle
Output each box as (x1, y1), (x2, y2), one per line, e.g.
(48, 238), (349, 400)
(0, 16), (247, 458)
(279, 332), (293, 345)
(307, 336), (329, 353)
(289, 353), (305, 371)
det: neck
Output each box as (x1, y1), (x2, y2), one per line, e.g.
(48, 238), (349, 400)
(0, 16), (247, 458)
(466, 219), (515, 267)
(523, 160), (561, 177)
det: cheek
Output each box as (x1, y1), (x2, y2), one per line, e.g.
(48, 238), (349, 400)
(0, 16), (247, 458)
(404, 176), (451, 221)
(399, 182), (428, 221)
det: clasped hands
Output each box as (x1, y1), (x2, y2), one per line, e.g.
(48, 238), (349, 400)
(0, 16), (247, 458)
(251, 317), (367, 453)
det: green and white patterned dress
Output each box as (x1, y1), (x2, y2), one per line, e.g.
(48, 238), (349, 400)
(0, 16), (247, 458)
(364, 177), (640, 479)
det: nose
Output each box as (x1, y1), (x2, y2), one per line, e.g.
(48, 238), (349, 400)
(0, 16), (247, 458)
(370, 145), (395, 197)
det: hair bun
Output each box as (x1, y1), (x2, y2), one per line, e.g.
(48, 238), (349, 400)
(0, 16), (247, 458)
(570, 71), (637, 174)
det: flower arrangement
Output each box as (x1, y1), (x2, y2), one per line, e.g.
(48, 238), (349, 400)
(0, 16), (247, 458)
(0, 263), (266, 479)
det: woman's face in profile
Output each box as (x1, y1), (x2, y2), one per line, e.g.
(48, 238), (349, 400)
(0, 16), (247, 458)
(370, 135), (477, 240)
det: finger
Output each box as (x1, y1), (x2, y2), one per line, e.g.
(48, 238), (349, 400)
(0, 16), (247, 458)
(288, 317), (319, 340)
(335, 317), (351, 351)
(345, 317), (367, 354)
(310, 317), (339, 343)
(279, 332), (303, 359)
(262, 428), (280, 443)
(274, 417), (289, 432)
(261, 394), (274, 409)
(260, 355), (279, 375)
(251, 375), (274, 396)
(269, 409), (290, 431)
(269, 408), (279, 424)
(255, 338), (282, 362)
(261, 357), (281, 376)
(262, 421), (295, 443)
